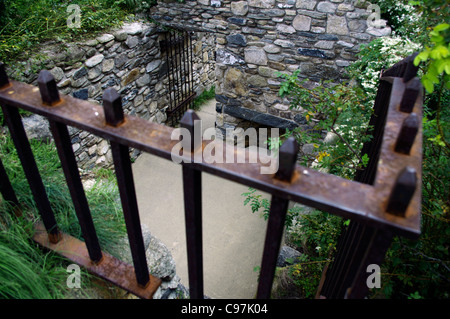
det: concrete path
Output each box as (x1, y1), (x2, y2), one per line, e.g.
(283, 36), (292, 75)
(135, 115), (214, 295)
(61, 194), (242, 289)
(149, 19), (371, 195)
(133, 100), (269, 299)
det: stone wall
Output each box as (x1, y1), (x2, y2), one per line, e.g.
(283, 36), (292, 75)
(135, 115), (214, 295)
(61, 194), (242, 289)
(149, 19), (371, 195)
(8, 20), (216, 169)
(151, 0), (390, 139)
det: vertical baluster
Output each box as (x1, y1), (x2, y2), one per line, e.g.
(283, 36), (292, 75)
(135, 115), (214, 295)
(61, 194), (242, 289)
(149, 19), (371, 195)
(164, 33), (174, 123)
(346, 230), (393, 299)
(322, 221), (362, 298)
(50, 120), (103, 262)
(0, 64), (18, 208)
(189, 32), (195, 102)
(257, 137), (299, 299)
(0, 157), (19, 208)
(1, 105), (60, 242)
(37, 70), (103, 262)
(180, 110), (203, 299)
(103, 88), (150, 287)
(0, 63), (10, 88)
(0, 67), (60, 242)
(178, 31), (186, 115)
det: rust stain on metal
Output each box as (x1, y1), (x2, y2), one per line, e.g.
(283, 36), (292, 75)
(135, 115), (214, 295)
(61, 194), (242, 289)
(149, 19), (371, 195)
(32, 222), (162, 299)
(0, 78), (423, 239)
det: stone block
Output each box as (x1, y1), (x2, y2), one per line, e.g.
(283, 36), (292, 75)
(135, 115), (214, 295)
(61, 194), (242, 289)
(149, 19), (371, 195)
(317, 1), (337, 13)
(73, 88), (89, 100)
(126, 36), (140, 49)
(258, 66), (278, 78)
(314, 40), (335, 49)
(136, 74), (151, 87)
(244, 47), (268, 65)
(226, 34), (247, 46)
(231, 1), (249, 15)
(224, 68), (247, 96)
(293, 15), (312, 31)
(102, 59), (115, 73)
(326, 14), (349, 35)
(85, 54), (104, 68)
(248, 0), (275, 8)
(121, 68), (141, 86)
(277, 24), (296, 34)
(50, 67), (64, 82)
(248, 75), (267, 87)
(113, 31), (128, 41)
(263, 43), (281, 54)
(227, 17), (247, 26)
(296, 0), (317, 10)
(96, 34), (114, 44)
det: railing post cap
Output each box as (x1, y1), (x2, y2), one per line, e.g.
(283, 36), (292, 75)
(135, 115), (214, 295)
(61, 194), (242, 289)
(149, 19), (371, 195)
(103, 87), (121, 103)
(102, 88), (124, 127)
(180, 109), (200, 126)
(0, 62), (10, 88)
(275, 137), (299, 182)
(386, 166), (417, 216)
(37, 70), (60, 105)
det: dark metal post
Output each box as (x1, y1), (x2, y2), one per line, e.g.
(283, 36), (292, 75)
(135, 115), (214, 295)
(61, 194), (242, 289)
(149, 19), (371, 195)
(1, 68), (60, 242)
(1, 103), (60, 243)
(37, 70), (60, 106)
(103, 88), (150, 287)
(400, 78), (421, 113)
(0, 63), (11, 88)
(257, 137), (299, 299)
(180, 109), (204, 299)
(37, 70), (103, 262)
(394, 113), (419, 154)
(50, 121), (103, 262)
(0, 157), (19, 207)
(346, 229), (394, 299)
(386, 167), (417, 216)
(321, 222), (376, 298)
(164, 32), (174, 125)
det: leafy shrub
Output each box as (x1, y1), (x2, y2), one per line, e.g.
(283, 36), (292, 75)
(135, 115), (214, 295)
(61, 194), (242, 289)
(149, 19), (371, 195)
(347, 36), (421, 99)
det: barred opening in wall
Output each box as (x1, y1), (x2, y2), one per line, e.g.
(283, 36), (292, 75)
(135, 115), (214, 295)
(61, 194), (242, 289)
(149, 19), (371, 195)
(159, 28), (196, 126)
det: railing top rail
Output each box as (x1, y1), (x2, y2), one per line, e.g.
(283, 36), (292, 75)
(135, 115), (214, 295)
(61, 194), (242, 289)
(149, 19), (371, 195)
(0, 75), (423, 238)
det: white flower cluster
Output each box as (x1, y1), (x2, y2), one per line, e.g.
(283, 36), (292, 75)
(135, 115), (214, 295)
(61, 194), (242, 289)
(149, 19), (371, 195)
(360, 36), (421, 96)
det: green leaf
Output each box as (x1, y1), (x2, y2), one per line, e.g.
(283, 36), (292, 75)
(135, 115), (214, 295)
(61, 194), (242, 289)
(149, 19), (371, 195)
(414, 51), (429, 65)
(433, 23), (450, 32)
(430, 45), (450, 59)
(362, 153), (370, 167)
(422, 78), (434, 93)
(444, 60), (450, 74)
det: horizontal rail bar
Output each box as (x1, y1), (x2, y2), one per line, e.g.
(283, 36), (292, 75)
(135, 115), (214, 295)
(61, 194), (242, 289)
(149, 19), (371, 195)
(32, 222), (161, 299)
(0, 80), (421, 238)
(166, 92), (196, 115)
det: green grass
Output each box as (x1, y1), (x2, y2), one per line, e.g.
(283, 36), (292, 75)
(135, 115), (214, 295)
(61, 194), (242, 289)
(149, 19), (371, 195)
(191, 85), (216, 111)
(0, 0), (142, 64)
(0, 133), (128, 298)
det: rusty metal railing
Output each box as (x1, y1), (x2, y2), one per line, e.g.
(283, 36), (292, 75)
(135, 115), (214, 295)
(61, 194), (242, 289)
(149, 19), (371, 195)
(0, 53), (422, 299)
(319, 53), (423, 299)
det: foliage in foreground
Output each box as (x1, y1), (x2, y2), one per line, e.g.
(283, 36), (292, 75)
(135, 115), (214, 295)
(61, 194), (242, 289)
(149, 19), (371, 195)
(0, 134), (127, 298)
(0, 0), (136, 64)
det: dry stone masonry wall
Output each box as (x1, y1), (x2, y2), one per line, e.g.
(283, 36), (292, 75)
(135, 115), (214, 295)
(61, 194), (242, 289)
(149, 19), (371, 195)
(151, 0), (390, 139)
(11, 21), (216, 169)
